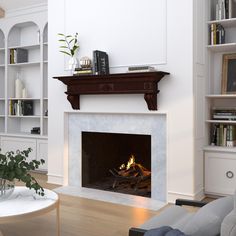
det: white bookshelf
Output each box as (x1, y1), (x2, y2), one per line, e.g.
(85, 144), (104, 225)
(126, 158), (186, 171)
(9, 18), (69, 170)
(0, 9), (48, 171)
(204, 0), (236, 196)
(0, 29), (5, 133)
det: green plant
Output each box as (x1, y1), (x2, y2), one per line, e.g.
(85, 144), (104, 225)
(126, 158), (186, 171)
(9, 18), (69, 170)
(0, 148), (45, 196)
(58, 32), (79, 57)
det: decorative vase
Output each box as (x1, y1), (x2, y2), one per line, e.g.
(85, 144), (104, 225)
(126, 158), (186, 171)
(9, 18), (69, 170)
(68, 56), (78, 74)
(0, 179), (15, 201)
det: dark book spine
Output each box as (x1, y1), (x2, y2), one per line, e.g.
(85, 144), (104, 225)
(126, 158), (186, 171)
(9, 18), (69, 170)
(225, 0), (229, 18)
(99, 52), (106, 75)
(105, 53), (109, 74)
(93, 50), (99, 75)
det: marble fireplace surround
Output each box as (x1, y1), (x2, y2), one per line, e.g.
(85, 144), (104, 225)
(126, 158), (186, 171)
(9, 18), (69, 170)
(56, 111), (167, 210)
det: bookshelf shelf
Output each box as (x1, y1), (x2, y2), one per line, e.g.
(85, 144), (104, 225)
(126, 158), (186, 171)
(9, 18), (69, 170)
(8, 44), (40, 50)
(206, 94), (236, 98)
(8, 115), (40, 119)
(207, 18), (236, 27)
(207, 43), (236, 52)
(8, 98), (40, 100)
(8, 61), (40, 67)
(206, 120), (236, 124)
(204, 145), (236, 153)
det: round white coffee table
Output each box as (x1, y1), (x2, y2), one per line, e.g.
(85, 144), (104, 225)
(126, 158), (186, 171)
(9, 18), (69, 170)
(0, 186), (60, 236)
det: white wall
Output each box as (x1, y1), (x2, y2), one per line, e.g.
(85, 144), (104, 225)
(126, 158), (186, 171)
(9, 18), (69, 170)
(48, 0), (199, 201)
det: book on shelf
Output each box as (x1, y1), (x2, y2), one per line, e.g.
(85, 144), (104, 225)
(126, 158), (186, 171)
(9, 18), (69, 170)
(93, 50), (109, 75)
(127, 66), (157, 73)
(212, 108), (236, 120)
(211, 124), (236, 147)
(73, 67), (93, 76)
(215, 0), (234, 20)
(9, 48), (28, 64)
(210, 23), (225, 45)
(9, 100), (33, 116)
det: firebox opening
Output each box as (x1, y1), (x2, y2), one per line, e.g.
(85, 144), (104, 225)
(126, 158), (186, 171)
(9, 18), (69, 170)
(82, 131), (151, 198)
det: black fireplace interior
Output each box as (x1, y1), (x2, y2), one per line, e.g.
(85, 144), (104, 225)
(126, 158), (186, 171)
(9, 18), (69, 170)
(82, 131), (151, 197)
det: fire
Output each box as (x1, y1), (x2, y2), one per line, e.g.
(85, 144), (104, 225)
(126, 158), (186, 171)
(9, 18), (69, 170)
(119, 154), (136, 170)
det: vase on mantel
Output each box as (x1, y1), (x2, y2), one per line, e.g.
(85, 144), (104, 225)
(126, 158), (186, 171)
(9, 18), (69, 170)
(0, 178), (15, 201)
(68, 56), (78, 74)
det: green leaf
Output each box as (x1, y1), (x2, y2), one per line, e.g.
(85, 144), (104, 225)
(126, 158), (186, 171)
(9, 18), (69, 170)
(58, 39), (66, 42)
(58, 33), (65, 36)
(59, 50), (71, 56)
(68, 38), (74, 44)
(59, 46), (68, 49)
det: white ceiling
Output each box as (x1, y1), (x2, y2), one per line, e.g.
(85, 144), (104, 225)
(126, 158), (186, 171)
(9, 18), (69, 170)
(0, 0), (47, 11)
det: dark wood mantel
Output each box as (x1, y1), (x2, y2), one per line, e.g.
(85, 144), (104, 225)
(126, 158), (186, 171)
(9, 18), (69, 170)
(53, 71), (169, 110)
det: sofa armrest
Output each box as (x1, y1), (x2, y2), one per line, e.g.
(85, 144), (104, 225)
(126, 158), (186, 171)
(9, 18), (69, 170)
(129, 227), (147, 236)
(221, 210), (236, 236)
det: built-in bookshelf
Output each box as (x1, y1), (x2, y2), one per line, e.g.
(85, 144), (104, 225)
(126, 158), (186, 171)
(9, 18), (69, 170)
(205, 0), (236, 150)
(0, 6), (48, 171)
(204, 0), (236, 196)
(0, 29), (5, 133)
(42, 23), (48, 136)
(2, 21), (48, 137)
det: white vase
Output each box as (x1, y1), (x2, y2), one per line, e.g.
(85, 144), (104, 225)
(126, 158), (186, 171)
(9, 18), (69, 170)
(68, 56), (78, 74)
(0, 179), (15, 201)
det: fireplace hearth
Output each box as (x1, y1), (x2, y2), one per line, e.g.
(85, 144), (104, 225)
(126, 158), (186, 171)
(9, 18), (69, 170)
(82, 131), (151, 197)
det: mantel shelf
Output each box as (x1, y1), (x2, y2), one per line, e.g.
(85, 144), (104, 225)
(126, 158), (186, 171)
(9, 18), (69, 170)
(53, 71), (169, 111)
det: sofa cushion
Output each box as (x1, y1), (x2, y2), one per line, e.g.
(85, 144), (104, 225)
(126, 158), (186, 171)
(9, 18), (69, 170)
(180, 196), (233, 236)
(141, 205), (192, 230)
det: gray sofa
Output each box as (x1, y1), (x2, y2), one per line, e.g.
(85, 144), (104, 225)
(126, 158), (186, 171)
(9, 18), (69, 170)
(129, 191), (236, 236)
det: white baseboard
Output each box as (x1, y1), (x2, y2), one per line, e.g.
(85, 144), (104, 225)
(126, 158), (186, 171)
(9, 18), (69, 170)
(168, 188), (205, 203)
(47, 173), (64, 185)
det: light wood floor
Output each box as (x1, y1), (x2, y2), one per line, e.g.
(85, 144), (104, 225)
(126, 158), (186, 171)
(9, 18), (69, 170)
(1, 173), (162, 236)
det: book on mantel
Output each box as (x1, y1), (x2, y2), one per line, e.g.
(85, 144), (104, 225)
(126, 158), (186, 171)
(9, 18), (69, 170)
(93, 50), (109, 75)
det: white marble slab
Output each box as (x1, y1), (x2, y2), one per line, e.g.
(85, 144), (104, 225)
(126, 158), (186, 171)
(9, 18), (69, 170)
(55, 186), (166, 210)
(65, 112), (167, 208)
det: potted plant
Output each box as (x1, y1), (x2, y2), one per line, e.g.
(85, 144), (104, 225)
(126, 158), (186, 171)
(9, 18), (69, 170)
(58, 32), (80, 71)
(0, 148), (45, 199)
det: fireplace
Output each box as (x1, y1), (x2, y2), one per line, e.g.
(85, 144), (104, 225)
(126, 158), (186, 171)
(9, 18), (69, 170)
(61, 112), (167, 209)
(82, 131), (151, 197)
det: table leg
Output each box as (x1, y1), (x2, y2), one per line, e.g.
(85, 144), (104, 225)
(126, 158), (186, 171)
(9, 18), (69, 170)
(0, 230), (4, 236)
(56, 202), (60, 236)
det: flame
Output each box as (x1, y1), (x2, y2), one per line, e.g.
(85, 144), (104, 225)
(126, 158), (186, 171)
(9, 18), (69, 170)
(119, 154), (136, 170)
(126, 155), (135, 170)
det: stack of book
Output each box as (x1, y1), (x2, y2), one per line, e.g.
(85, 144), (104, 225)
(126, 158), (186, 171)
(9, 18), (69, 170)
(93, 50), (109, 75)
(73, 67), (93, 76)
(210, 23), (225, 45)
(127, 66), (156, 73)
(9, 100), (33, 116)
(9, 48), (28, 64)
(211, 124), (236, 147)
(215, 0), (234, 20)
(212, 109), (236, 120)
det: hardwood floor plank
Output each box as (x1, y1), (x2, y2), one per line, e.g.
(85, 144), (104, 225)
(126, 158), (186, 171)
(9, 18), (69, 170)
(1, 173), (157, 236)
